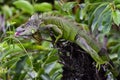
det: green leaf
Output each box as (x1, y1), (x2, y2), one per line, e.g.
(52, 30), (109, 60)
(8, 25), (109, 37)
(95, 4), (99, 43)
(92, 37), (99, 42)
(38, 68), (45, 76)
(47, 49), (58, 57)
(44, 49), (58, 64)
(13, 0), (34, 14)
(34, 2), (52, 12)
(2, 57), (20, 68)
(111, 44), (120, 53)
(62, 2), (77, 14)
(50, 63), (62, 80)
(107, 39), (120, 48)
(54, 1), (61, 10)
(45, 62), (56, 74)
(45, 56), (58, 65)
(109, 54), (117, 60)
(91, 3), (107, 31)
(117, 48), (120, 60)
(0, 45), (23, 61)
(112, 10), (120, 26)
(91, 3), (111, 33)
(97, 9), (112, 33)
(116, 4), (120, 9)
(2, 5), (12, 18)
(41, 74), (50, 80)
(12, 56), (27, 80)
(51, 71), (62, 80)
(115, 0), (120, 4)
(19, 72), (27, 80)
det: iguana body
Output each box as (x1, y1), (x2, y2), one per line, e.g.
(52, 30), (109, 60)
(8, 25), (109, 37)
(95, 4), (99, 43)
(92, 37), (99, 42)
(15, 13), (119, 76)
(15, 13), (107, 65)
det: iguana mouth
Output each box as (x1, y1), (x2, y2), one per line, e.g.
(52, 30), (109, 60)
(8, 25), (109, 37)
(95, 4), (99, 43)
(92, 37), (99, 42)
(15, 30), (25, 36)
(15, 31), (30, 39)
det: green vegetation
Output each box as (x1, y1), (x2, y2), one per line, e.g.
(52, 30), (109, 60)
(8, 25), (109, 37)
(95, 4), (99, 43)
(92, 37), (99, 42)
(0, 0), (120, 80)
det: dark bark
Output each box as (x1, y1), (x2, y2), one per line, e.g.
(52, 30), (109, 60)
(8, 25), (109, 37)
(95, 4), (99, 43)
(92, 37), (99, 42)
(56, 41), (107, 80)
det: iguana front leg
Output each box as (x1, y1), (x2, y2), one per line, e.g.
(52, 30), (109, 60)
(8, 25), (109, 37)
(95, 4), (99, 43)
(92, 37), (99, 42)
(42, 24), (63, 44)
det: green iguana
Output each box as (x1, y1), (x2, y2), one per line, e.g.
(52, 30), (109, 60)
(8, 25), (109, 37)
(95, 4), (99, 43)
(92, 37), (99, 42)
(15, 13), (119, 76)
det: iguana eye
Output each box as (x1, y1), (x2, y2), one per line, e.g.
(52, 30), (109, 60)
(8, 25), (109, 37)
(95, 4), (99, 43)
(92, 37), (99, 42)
(21, 26), (24, 28)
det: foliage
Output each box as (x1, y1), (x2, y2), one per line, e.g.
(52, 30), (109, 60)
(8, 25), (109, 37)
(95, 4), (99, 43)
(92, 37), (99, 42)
(0, 0), (120, 80)
(0, 0), (62, 80)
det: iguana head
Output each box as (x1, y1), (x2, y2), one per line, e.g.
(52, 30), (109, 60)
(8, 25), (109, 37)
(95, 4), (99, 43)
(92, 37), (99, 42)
(15, 13), (41, 37)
